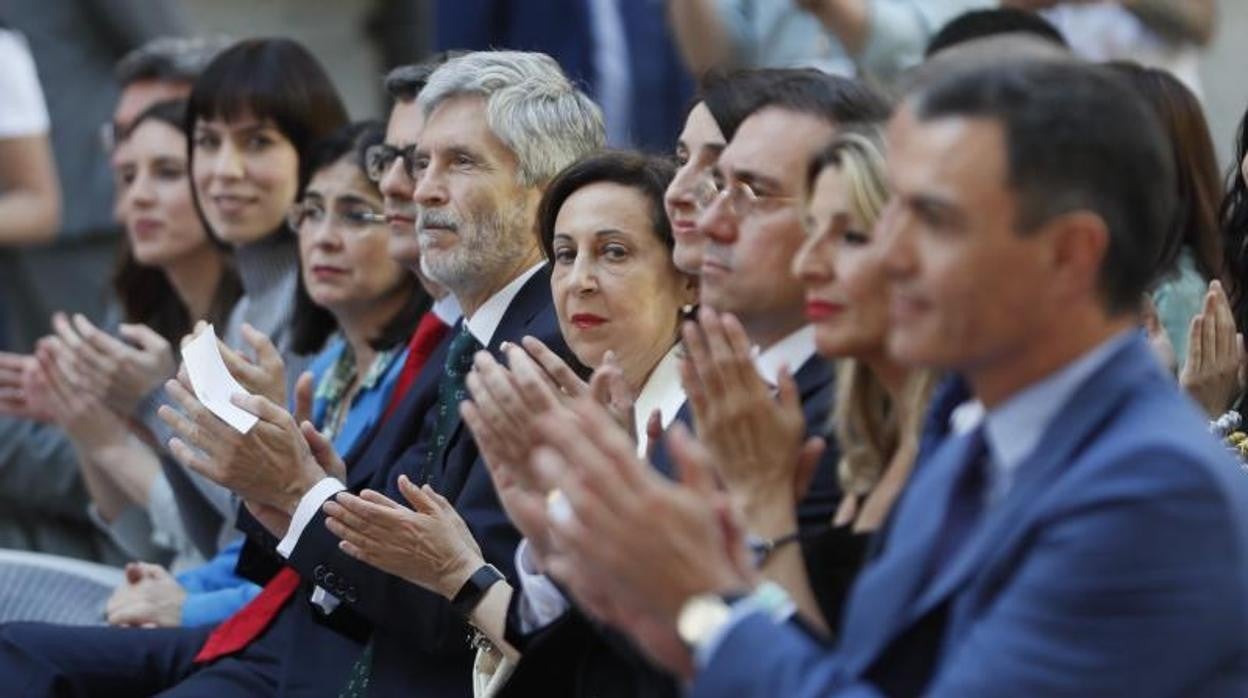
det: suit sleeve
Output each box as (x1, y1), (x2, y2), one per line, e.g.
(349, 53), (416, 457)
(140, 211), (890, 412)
(284, 441), (521, 655)
(695, 448), (1247, 697)
(691, 611), (880, 698)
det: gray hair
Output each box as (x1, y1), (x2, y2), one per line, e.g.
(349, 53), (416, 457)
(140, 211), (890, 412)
(418, 51), (605, 187)
(115, 35), (234, 87)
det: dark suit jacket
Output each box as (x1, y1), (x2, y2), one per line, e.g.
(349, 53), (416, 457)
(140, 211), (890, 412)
(499, 354), (845, 698)
(693, 335), (1248, 697)
(236, 268), (577, 697)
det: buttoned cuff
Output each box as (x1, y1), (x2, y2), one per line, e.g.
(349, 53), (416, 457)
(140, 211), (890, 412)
(276, 477), (346, 558)
(513, 538), (570, 633)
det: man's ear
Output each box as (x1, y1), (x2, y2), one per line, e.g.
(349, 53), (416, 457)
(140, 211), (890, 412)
(1042, 210), (1110, 304)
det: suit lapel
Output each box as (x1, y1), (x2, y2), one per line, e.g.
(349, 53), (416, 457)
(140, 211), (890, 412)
(434, 269), (554, 477)
(839, 428), (987, 674)
(909, 336), (1155, 619)
(844, 335), (1158, 672)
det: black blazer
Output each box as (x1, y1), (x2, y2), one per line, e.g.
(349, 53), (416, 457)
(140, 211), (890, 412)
(499, 354), (845, 698)
(236, 267), (578, 697)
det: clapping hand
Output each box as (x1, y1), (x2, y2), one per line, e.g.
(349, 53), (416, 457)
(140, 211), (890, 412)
(1180, 280), (1245, 416)
(680, 308), (824, 527)
(49, 313), (175, 417)
(324, 474), (484, 600)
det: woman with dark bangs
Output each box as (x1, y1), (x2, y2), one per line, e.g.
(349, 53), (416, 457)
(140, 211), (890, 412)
(155, 37), (349, 547)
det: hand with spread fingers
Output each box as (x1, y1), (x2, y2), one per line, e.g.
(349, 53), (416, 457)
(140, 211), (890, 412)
(212, 322), (289, 409)
(533, 399), (754, 627)
(680, 308), (824, 531)
(157, 369), (325, 525)
(1180, 280), (1245, 416)
(105, 562), (186, 628)
(0, 350), (53, 422)
(46, 312), (174, 417)
(65, 313), (175, 416)
(323, 474), (485, 600)
(36, 336), (128, 445)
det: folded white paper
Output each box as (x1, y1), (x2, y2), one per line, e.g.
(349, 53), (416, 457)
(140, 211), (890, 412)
(180, 325), (258, 434)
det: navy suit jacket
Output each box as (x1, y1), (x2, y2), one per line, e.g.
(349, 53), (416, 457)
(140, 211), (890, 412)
(693, 335), (1248, 697)
(499, 354), (845, 698)
(236, 268), (576, 697)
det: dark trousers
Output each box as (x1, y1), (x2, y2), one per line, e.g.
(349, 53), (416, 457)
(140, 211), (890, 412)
(0, 622), (281, 697)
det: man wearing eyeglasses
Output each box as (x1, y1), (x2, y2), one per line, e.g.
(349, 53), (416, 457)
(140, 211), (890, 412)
(501, 69), (894, 698)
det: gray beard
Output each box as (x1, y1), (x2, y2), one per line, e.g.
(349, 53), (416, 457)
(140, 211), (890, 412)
(419, 201), (531, 300)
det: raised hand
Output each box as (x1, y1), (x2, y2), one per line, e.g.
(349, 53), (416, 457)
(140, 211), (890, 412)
(680, 308), (824, 526)
(215, 323), (288, 408)
(159, 370), (324, 519)
(0, 350), (53, 422)
(324, 474), (484, 600)
(1180, 280), (1245, 416)
(534, 398), (752, 626)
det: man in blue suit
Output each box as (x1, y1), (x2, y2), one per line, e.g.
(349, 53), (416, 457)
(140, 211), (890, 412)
(533, 57), (1248, 696)
(0, 50), (604, 697)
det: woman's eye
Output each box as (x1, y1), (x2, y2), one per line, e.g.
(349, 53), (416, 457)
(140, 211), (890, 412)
(155, 166), (184, 181)
(602, 244), (629, 261)
(245, 135), (273, 151)
(553, 248), (575, 264)
(843, 230), (871, 246)
(192, 133), (219, 150)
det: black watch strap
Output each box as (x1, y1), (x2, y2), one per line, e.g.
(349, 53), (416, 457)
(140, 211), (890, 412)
(451, 563), (504, 618)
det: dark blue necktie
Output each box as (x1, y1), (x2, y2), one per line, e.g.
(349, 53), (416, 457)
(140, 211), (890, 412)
(926, 424), (989, 579)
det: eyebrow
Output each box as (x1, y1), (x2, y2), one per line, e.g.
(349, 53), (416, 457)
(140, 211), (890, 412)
(733, 167), (784, 193)
(908, 193), (965, 225)
(331, 193), (378, 208)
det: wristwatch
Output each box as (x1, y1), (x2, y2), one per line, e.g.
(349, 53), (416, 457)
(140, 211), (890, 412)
(676, 594), (735, 653)
(451, 563), (505, 618)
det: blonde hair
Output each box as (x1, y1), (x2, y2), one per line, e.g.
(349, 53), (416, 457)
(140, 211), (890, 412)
(807, 130), (937, 497)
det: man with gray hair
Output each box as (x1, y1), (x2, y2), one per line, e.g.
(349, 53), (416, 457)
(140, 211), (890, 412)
(0, 50), (603, 698)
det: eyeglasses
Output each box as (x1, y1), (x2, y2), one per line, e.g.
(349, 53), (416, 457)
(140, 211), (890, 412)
(286, 201), (386, 234)
(364, 143), (421, 183)
(707, 179), (796, 220)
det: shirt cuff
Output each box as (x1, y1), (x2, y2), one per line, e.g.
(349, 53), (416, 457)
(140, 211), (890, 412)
(513, 538), (570, 633)
(276, 477), (346, 558)
(693, 585), (797, 670)
(310, 585), (341, 614)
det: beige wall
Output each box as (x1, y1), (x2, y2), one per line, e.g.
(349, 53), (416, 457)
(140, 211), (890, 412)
(1201, 0), (1248, 169)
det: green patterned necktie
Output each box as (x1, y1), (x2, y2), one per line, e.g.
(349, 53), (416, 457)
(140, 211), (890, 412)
(337, 324), (482, 698)
(421, 324), (483, 477)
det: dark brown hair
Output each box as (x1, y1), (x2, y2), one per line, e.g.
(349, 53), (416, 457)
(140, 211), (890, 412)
(1108, 62), (1223, 285)
(535, 151), (677, 266)
(114, 99), (242, 344)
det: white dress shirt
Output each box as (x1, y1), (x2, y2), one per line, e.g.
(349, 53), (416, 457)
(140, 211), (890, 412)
(632, 344), (687, 458)
(277, 264), (540, 613)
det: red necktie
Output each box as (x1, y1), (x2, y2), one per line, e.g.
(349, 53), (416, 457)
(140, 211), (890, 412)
(194, 310), (451, 663)
(384, 311), (451, 421)
(195, 567), (300, 663)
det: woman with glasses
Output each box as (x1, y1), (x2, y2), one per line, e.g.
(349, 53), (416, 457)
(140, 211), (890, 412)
(290, 120), (427, 450)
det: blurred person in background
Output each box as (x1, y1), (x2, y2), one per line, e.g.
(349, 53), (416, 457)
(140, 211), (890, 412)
(0, 34), (224, 563)
(0, 22), (60, 250)
(434, 0), (693, 151)
(1109, 62), (1223, 369)
(667, 0), (990, 85)
(1002, 0), (1216, 97)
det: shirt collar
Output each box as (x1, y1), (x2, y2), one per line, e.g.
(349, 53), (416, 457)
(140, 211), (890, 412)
(753, 325), (817, 386)
(431, 293), (463, 327)
(633, 343), (686, 457)
(977, 329), (1136, 497)
(464, 263), (544, 347)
